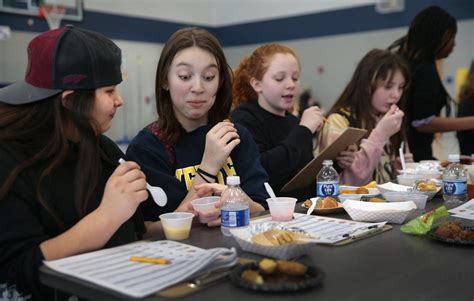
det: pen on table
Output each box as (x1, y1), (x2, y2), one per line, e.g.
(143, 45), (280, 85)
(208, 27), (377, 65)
(342, 225), (380, 238)
(129, 256), (170, 265)
(349, 227), (383, 239)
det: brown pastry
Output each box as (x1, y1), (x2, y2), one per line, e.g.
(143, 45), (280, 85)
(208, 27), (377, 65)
(252, 229), (305, 246)
(276, 260), (308, 276)
(368, 197), (386, 203)
(303, 199), (313, 208)
(355, 187), (369, 194)
(316, 197), (338, 209)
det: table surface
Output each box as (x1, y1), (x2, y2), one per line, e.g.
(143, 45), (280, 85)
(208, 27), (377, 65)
(40, 198), (474, 301)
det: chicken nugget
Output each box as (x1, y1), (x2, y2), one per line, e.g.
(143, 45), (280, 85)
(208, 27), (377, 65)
(276, 260), (308, 276)
(241, 269), (264, 285)
(259, 258), (277, 274)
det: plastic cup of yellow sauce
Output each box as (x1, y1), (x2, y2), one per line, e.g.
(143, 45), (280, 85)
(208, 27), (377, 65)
(159, 212), (194, 240)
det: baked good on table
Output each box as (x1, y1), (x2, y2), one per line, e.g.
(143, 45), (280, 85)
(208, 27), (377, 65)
(414, 180), (437, 192)
(355, 187), (369, 194)
(251, 229), (308, 246)
(241, 269), (264, 284)
(368, 197), (386, 203)
(435, 220), (474, 241)
(259, 258), (277, 274)
(303, 199), (313, 208)
(316, 197), (338, 209)
(276, 260), (308, 276)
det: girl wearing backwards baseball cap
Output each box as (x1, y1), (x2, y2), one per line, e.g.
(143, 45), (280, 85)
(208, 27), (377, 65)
(0, 26), (150, 300)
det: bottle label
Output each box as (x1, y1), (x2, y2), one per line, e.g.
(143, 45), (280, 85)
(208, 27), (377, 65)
(221, 208), (250, 228)
(443, 180), (467, 196)
(316, 181), (339, 197)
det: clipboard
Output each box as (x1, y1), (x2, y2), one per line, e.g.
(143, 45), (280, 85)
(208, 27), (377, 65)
(281, 127), (367, 192)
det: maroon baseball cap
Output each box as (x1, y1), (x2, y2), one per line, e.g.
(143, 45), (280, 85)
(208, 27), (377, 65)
(0, 25), (122, 105)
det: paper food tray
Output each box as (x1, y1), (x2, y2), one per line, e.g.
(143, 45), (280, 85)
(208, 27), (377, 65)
(229, 222), (314, 260)
(343, 199), (416, 224)
(377, 182), (439, 200)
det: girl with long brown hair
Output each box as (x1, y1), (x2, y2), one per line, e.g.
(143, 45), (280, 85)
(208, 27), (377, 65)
(320, 49), (411, 186)
(126, 27), (267, 227)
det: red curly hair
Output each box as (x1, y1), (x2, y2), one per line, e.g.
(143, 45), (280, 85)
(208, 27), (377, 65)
(232, 44), (300, 108)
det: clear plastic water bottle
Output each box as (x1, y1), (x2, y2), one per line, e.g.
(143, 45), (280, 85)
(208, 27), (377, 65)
(220, 176), (250, 236)
(316, 160), (339, 198)
(442, 154), (468, 204)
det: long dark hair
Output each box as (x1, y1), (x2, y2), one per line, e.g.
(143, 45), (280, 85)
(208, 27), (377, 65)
(155, 27), (233, 144)
(328, 49), (410, 158)
(0, 90), (101, 228)
(389, 6), (457, 63)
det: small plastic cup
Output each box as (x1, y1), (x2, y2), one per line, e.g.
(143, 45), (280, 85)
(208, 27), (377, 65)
(266, 197), (297, 221)
(383, 192), (428, 209)
(397, 174), (422, 186)
(190, 196), (221, 223)
(159, 212), (194, 240)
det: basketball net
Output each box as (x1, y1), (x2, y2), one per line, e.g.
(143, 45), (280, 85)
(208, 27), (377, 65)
(39, 4), (66, 30)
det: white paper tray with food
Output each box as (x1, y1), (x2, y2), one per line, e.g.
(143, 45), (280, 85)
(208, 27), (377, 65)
(343, 199), (417, 224)
(230, 222), (315, 260)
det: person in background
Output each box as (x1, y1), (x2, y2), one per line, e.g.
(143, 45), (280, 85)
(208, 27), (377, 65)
(298, 89), (321, 117)
(319, 49), (412, 186)
(0, 26), (149, 300)
(457, 60), (474, 156)
(390, 5), (474, 161)
(126, 28), (267, 229)
(231, 44), (355, 201)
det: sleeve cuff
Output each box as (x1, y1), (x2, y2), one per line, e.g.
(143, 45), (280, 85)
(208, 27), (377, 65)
(411, 115), (435, 128)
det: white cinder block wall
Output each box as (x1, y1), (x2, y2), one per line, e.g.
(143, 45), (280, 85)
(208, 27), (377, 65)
(1, 0), (472, 158)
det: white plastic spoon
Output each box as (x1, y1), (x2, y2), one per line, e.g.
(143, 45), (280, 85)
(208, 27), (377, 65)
(264, 182), (277, 201)
(306, 197), (318, 215)
(399, 141), (406, 173)
(118, 158), (167, 207)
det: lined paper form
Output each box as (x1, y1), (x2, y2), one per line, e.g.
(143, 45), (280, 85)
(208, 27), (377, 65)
(43, 240), (237, 298)
(449, 199), (474, 220)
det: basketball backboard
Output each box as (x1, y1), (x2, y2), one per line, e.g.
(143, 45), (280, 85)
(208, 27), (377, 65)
(0, 0), (83, 22)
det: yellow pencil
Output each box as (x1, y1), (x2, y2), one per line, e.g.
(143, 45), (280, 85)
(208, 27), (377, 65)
(129, 256), (169, 265)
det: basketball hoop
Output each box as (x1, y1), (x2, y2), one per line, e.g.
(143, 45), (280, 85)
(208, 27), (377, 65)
(39, 4), (66, 30)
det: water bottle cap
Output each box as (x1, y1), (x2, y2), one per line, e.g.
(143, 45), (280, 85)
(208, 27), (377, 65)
(226, 176), (240, 185)
(323, 160), (333, 166)
(448, 154), (460, 162)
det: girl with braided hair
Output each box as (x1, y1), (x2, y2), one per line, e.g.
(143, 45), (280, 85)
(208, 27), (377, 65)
(390, 5), (474, 161)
